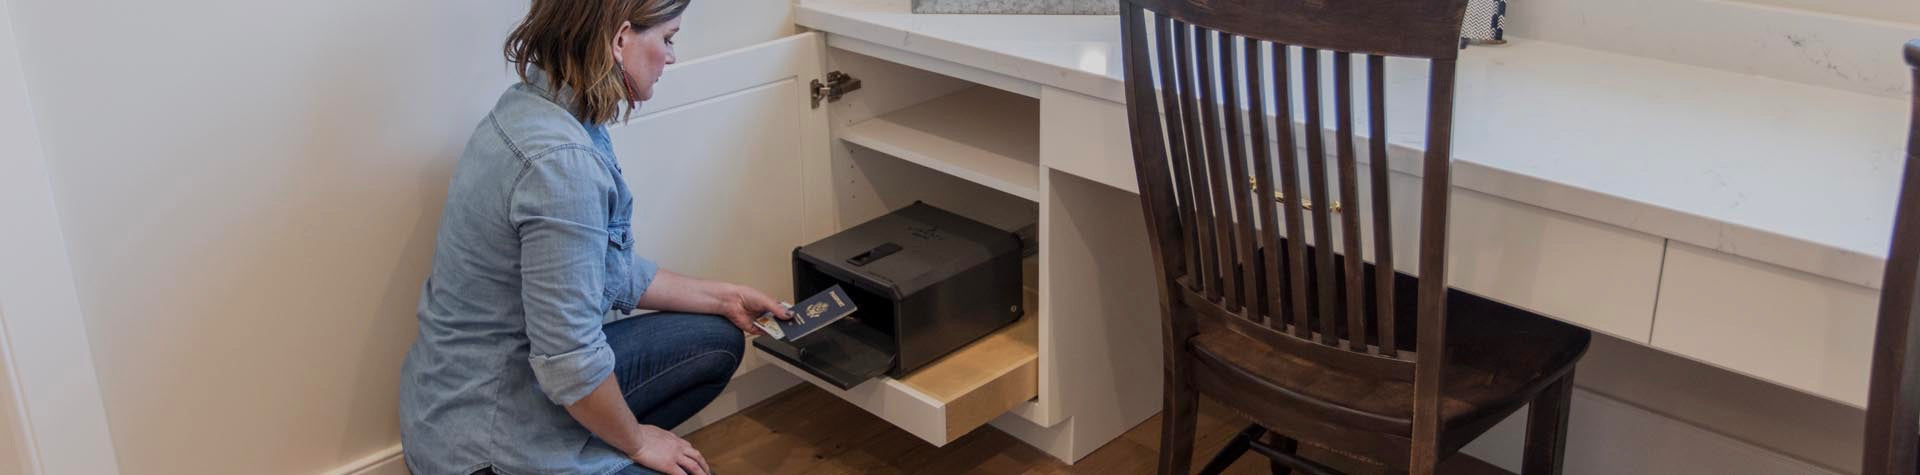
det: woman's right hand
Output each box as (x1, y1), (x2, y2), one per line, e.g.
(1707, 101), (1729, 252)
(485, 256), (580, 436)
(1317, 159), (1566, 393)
(628, 424), (709, 475)
(708, 282), (791, 336)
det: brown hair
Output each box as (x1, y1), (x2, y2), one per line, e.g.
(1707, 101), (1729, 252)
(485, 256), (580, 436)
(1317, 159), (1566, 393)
(504, 0), (692, 124)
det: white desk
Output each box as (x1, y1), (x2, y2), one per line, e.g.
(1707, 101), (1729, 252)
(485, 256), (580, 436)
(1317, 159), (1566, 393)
(796, 0), (1906, 410)
(663, 0), (1916, 466)
(800, 0), (1909, 289)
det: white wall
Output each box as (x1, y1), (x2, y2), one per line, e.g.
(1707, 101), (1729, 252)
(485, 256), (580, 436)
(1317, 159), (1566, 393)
(2, 0), (794, 473)
(0, 0), (120, 473)
(674, 0), (796, 61)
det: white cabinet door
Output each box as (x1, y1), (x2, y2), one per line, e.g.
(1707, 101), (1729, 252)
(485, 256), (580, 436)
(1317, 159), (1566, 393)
(608, 33), (831, 370)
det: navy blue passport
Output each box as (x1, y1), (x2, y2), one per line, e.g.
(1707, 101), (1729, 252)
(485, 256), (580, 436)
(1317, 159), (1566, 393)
(753, 285), (857, 342)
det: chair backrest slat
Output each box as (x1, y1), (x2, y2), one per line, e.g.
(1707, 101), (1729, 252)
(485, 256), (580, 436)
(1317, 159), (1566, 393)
(1272, 45), (1315, 340)
(1246, 40), (1287, 331)
(1300, 47), (1342, 346)
(1367, 54), (1399, 357)
(1155, 17), (1204, 295)
(1174, 20), (1222, 298)
(1334, 51), (1371, 353)
(1196, 26), (1241, 309)
(1222, 34), (1263, 320)
(1862, 39), (1920, 475)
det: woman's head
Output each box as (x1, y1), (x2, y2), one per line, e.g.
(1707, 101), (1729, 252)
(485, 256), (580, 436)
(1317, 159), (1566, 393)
(504, 0), (691, 124)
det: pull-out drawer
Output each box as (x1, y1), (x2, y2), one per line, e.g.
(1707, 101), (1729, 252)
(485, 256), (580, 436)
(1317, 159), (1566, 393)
(757, 290), (1039, 446)
(1650, 242), (1879, 407)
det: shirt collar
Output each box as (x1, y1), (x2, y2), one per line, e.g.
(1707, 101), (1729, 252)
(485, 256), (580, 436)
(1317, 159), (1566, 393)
(522, 67), (591, 123)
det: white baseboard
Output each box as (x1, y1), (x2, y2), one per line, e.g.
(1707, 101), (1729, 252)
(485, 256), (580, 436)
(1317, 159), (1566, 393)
(322, 445), (405, 475)
(323, 360), (798, 475)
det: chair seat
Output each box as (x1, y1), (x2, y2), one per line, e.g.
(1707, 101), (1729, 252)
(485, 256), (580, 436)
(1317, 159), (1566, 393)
(1187, 286), (1591, 438)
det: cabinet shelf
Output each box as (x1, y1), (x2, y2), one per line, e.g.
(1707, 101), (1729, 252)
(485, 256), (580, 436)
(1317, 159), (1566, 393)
(841, 86), (1041, 202)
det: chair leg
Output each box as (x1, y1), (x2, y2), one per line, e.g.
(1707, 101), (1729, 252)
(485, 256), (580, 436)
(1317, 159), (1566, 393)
(1198, 424), (1267, 475)
(1522, 369), (1577, 475)
(1267, 433), (1298, 475)
(1160, 354), (1200, 475)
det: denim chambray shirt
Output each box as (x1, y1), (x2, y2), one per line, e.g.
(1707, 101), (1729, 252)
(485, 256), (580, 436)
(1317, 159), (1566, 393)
(400, 70), (659, 475)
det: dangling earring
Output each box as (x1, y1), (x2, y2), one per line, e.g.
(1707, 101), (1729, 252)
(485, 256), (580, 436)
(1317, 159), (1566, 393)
(613, 60), (641, 108)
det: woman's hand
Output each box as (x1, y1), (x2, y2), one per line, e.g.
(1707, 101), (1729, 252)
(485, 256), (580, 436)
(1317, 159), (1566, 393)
(708, 282), (790, 335)
(628, 424), (710, 475)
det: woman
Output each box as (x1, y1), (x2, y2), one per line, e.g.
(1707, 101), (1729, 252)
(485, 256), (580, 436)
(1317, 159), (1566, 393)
(399, 1), (788, 474)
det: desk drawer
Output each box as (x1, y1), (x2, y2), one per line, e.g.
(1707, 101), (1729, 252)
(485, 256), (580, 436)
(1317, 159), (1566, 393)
(1313, 171), (1664, 344)
(1650, 242), (1878, 407)
(1439, 189), (1666, 343)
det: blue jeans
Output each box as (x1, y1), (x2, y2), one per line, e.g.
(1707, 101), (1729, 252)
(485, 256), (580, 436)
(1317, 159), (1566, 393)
(474, 312), (740, 475)
(608, 312), (743, 475)
(607, 311), (743, 429)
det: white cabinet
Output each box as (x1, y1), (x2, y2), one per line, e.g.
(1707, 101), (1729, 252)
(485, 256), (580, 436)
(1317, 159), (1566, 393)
(614, 26), (1148, 460)
(614, 0), (1881, 464)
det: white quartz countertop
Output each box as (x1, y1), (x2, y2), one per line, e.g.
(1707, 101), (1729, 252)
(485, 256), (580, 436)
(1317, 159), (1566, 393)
(797, 0), (1913, 289)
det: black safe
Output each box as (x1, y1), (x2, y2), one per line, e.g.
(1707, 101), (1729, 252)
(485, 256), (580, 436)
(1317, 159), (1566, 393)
(753, 202), (1026, 389)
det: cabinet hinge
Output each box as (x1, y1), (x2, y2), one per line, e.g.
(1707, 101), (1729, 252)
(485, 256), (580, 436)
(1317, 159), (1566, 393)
(810, 71), (861, 109)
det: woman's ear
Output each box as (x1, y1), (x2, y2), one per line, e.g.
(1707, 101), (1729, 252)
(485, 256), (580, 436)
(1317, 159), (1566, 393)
(611, 21), (634, 56)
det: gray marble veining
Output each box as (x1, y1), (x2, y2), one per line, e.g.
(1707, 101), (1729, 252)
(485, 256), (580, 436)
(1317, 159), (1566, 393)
(912, 0), (1118, 15)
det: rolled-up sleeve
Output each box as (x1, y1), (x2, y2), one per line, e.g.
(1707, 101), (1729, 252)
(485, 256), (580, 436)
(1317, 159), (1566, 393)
(632, 255), (659, 302)
(510, 149), (619, 406)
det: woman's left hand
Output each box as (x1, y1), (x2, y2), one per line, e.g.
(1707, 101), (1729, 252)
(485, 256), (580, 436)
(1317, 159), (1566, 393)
(709, 283), (789, 335)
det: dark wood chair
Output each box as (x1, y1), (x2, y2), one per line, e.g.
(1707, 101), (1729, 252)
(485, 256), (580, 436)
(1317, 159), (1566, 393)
(1114, 1), (1593, 474)
(1861, 39), (1920, 475)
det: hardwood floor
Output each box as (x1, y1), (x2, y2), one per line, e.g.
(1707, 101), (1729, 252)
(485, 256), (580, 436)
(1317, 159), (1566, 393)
(685, 386), (1513, 474)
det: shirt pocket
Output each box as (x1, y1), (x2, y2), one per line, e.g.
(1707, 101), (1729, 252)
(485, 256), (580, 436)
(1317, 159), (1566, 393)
(604, 225), (637, 313)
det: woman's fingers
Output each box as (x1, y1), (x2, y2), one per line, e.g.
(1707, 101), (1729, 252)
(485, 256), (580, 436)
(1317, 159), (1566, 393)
(746, 290), (790, 320)
(727, 310), (763, 335)
(679, 453), (708, 475)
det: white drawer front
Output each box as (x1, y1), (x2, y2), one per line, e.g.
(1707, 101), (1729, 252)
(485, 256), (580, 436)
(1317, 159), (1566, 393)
(1442, 189), (1665, 343)
(1333, 172), (1667, 342)
(1651, 242), (1879, 407)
